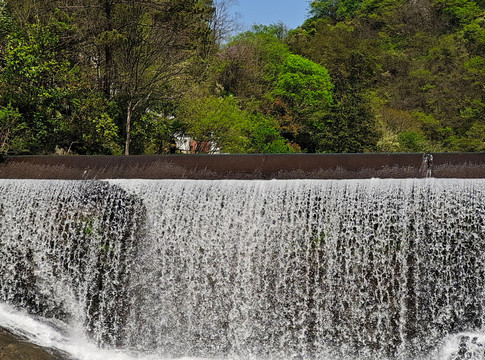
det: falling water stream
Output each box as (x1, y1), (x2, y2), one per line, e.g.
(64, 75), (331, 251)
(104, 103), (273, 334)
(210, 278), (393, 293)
(0, 179), (484, 360)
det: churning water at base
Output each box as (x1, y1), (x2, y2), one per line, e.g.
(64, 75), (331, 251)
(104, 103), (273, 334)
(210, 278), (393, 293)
(0, 302), (165, 360)
(0, 179), (484, 360)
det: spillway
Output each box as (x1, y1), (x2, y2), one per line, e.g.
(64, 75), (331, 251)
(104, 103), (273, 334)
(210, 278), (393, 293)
(0, 179), (484, 360)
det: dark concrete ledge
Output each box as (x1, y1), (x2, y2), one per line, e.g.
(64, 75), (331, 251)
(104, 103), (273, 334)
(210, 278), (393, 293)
(0, 153), (483, 179)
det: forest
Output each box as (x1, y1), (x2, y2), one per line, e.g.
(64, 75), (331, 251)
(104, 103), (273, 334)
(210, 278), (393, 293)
(0, 0), (484, 155)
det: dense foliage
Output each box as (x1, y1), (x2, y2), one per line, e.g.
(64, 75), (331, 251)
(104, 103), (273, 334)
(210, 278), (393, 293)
(298, 0), (485, 152)
(0, 0), (483, 154)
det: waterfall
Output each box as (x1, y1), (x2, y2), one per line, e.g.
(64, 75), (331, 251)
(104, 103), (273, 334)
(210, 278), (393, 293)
(0, 180), (145, 347)
(0, 179), (484, 360)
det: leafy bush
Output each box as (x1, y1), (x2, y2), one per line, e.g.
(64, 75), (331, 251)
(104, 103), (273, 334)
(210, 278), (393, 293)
(398, 131), (427, 152)
(0, 103), (21, 153)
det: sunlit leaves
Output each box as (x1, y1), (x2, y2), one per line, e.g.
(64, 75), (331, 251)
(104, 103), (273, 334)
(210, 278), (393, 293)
(273, 54), (333, 110)
(178, 95), (293, 153)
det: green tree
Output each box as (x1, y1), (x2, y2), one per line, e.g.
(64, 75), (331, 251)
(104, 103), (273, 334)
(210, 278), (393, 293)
(215, 23), (291, 100)
(0, 19), (77, 153)
(0, 104), (21, 154)
(179, 95), (251, 153)
(289, 20), (380, 152)
(0, 0), (12, 40)
(314, 91), (379, 153)
(271, 54), (334, 151)
(0, 15), (120, 154)
(215, 25), (337, 152)
(110, 0), (216, 154)
(273, 54), (333, 111)
(249, 114), (295, 153)
(309, 0), (362, 21)
(434, 0), (482, 26)
(3, 0), (218, 155)
(178, 95), (293, 153)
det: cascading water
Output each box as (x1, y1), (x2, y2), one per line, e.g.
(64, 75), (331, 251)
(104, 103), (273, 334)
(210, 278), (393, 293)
(0, 179), (483, 360)
(0, 180), (146, 351)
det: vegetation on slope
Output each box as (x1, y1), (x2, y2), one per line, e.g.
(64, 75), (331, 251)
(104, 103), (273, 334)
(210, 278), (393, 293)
(0, 0), (483, 155)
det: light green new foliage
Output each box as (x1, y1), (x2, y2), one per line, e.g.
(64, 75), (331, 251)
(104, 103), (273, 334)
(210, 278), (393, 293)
(249, 114), (294, 153)
(230, 24), (293, 85)
(434, 0), (483, 25)
(179, 95), (293, 153)
(180, 96), (252, 153)
(0, 20), (75, 153)
(273, 54), (333, 112)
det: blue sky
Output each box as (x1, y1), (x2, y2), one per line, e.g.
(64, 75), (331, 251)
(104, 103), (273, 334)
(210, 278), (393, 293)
(232, 0), (310, 31)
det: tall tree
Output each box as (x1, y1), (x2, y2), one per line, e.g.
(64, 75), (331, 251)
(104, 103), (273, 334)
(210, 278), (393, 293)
(0, 19), (75, 153)
(4, 0), (217, 154)
(112, 0), (215, 154)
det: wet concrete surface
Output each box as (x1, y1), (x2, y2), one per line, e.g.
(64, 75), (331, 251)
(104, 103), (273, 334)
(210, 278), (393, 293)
(0, 153), (483, 179)
(0, 328), (69, 360)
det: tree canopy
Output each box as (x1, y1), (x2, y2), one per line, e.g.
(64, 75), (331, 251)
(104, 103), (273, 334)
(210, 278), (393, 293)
(0, 0), (483, 154)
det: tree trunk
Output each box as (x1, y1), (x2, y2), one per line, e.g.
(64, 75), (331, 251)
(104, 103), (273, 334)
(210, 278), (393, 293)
(103, 0), (113, 97)
(125, 100), (132, 155)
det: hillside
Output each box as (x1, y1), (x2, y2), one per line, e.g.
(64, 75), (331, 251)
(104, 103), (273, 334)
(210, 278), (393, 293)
(0, 0), (483, 154)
